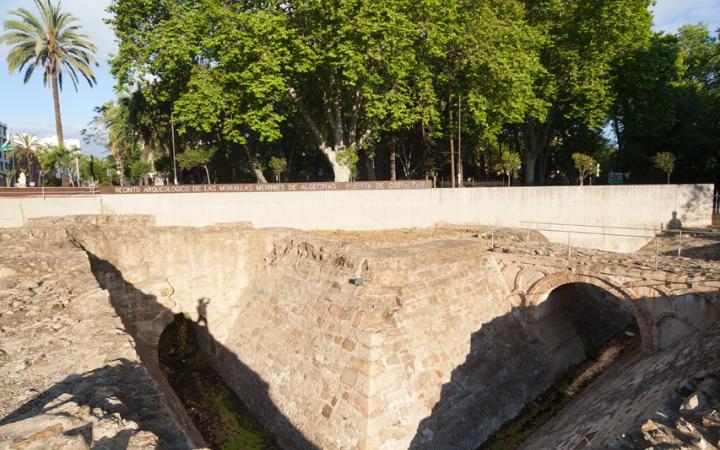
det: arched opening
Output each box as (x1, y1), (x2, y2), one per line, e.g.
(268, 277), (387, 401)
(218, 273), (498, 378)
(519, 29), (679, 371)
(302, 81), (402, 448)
(527, 282), (640, 376)
(482, 282), (643, 449)
(526, 273), (655, 353)
(158, 313), (280, 449)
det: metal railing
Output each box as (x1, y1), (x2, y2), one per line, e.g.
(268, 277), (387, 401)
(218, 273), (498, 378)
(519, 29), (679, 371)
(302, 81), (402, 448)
(0, 186), (100, 199)
(482, 221), (720, 270)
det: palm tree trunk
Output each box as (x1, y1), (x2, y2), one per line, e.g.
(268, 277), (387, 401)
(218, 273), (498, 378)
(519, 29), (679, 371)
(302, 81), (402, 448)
(51, 71), (65, 148)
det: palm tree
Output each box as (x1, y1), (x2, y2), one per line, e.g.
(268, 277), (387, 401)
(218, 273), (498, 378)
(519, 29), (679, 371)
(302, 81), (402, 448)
(86, 99), (137, 186)
(9, 134), (40, 184)
(0, 0), (97, 149)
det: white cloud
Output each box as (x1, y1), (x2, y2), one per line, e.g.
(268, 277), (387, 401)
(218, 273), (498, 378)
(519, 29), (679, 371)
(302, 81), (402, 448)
(37, 135), (82, 149)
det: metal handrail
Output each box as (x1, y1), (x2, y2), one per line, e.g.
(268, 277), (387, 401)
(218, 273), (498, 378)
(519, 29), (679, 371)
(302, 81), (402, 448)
(520, 220), (719, 236)
(0, 186), (100, 197)
(488, 224), (719, 270)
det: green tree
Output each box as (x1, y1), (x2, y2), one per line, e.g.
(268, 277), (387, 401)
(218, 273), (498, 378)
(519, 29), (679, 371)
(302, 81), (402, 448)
(2, 169), (14, 187)
(571, 153), (598, 186)
(268, 156), (288, 183)
(8, 134), (40, 184)
(521, 0), (653, 185)
(283, 0), (426, 181)
(130, 160), (153, 185)
(35, 144), (74, 186)
(418, 0), (544, 186)
(177, 147), (216, 184)
(1, 0), (97, 149)
(108, 0), (283, 184)
(84, 99), (138, 186)
(652, 152), (676, 184)
(495, 150), (522, 187)
(612, 25), (720, 185)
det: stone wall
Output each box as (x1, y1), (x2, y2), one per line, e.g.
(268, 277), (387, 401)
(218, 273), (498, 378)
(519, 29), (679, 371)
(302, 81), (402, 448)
(5, 218), (716, 450)
(65, 222), (664, 449)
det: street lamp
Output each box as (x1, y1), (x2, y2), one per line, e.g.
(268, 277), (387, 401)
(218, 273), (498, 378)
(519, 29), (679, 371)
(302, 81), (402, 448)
(171, 112), (178, 185)
(457, 95), (463, 188)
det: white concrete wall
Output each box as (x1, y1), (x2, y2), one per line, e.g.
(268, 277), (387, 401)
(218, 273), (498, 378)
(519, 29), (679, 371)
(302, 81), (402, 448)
(0, 184), (713, 252)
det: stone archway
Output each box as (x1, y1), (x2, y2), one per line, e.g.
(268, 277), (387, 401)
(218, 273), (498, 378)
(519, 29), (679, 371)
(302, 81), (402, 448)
(525, 272), (657, 353)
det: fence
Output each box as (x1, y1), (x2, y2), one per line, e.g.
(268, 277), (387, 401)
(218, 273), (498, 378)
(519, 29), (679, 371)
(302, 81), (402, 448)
(437, 179), (506, 188)
(485, 221), (720, 269)
(0, 186), (100, 198)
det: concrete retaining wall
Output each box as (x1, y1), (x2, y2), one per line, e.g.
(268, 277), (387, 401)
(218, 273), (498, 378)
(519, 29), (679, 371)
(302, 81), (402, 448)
(0, 184), (713, 252)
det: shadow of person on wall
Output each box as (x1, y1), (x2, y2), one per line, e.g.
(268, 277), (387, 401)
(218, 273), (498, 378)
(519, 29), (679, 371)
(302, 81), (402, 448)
(668, 212), (683, 230)
(197, 297), (210, 327)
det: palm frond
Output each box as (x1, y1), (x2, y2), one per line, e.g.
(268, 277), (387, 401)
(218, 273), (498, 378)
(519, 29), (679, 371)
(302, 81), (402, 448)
(1, 0), (98, 90)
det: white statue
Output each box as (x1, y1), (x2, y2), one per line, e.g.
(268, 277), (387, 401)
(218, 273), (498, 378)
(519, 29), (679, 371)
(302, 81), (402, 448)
(17, 171), (27, 188)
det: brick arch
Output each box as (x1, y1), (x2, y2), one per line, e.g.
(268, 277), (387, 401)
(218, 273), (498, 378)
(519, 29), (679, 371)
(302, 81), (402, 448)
(525, 272), (657, 353)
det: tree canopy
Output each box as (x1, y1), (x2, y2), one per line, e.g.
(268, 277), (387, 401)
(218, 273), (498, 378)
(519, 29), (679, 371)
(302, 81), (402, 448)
(102, 0), (720, 187)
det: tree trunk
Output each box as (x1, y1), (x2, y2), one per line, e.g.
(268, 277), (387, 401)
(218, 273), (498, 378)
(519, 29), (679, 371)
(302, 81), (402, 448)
(242, 144), (268, 184)
(389, 137), (397, 182)
(448, 94), (456, 188)
(364, 151), (376, 181)
(324, 147), (351, 182)
(51, 71), (65, 149)
(420, 122), (428, 177)
(287, 88), (354, 182)
(203, 165), (211, 184)
(116, 157), (125, 187)
(523, 119), (550, 186)
(667, 173), (670, 184)
(27, 156), (35, 184)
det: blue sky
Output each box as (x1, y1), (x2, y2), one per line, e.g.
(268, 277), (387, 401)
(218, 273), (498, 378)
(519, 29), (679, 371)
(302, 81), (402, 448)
(1, 0), (719, 157)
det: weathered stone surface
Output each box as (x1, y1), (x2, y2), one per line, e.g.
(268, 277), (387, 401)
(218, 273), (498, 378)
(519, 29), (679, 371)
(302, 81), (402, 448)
(0, 225), (197, 449)
(1, 217), (718, 450)
(520, 326), (720, 449)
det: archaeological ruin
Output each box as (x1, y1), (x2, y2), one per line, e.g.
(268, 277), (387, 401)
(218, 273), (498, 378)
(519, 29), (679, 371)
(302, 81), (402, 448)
(1, 184), (719, 449)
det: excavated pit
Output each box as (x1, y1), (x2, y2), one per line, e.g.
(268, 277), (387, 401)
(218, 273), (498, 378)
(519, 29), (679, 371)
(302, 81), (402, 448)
(158, 314), (281, 449)
(4, 218), (719, 450)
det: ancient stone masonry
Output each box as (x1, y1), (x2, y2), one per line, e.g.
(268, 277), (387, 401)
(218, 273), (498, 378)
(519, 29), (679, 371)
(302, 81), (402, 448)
(1, 217), (719, 450)
(0, 220), (197, 449)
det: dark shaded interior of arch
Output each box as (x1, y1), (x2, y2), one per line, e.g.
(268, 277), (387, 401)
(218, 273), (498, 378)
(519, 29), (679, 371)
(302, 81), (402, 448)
(529, 282), (638, 371)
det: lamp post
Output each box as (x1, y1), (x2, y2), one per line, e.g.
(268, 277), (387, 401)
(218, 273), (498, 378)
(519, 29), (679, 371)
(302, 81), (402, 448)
(171, 112), (178, 185)
(457, 95), (463, 188)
